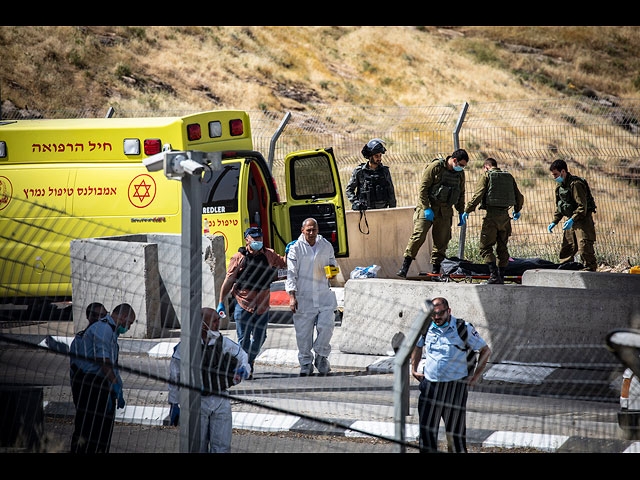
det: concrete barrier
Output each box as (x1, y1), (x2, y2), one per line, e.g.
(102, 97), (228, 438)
(334, 206), (433, 285)
(522, 268), (640, 292)
(70, 233), (226, 338)
(338, 276), (640, 365)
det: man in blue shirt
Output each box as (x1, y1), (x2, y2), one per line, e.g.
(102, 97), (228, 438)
(69, 303), (108, 408)
(410, 297), (491, 453)
(70, 303), (136, 453)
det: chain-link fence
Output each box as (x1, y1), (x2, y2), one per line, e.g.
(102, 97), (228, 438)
(2, 100), (640, 454)
(249, 100), (640, 267)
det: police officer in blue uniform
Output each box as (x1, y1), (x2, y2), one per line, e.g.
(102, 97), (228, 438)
(69, 303), (136, 453)
(410, 297), (491, 453)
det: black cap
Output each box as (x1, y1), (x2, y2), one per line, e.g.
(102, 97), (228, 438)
(244, 226), (263, 238)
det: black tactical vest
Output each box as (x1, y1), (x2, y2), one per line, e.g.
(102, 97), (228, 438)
(235, 247), (278, 291)
(201, 333), (239, 394)
(357, 164), (392, 208)
(428, 159), (463, 206)
(556, 175), (597, 217)
(483, 169), (516, 209)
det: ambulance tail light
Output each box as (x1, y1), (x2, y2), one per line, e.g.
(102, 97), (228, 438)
(144, 139), (162, 155)
(230, 119), (244, 136)
(187, 123), (201, 141)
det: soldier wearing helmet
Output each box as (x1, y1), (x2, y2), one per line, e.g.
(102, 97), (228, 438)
(345, 138), (397, 211)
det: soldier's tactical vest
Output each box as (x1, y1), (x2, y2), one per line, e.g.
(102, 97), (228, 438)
(201, 333), (238, 394)
(235, 247), (278, 291)
(556, 175), (597, 217)
(428, 159), (463, 206)
(357, 164), (392, 208)
(483, 169), (516, 209)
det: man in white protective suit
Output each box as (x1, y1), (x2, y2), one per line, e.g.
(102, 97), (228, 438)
(168, 307), (251, 453)
(285, 218), (338, 376)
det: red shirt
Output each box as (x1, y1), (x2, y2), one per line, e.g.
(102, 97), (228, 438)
(226, 248), (286, 314)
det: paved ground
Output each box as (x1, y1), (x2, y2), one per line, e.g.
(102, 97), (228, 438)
(2, 319), (639, 453)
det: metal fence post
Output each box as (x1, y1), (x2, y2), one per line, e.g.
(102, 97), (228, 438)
(267, 112), (291, 172)
(179, 172), (203, 453)
(393, 299), (434, 453)
(454, 102), (469, 259)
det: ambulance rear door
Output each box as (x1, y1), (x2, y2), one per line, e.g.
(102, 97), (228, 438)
(283, 148), (348, 257)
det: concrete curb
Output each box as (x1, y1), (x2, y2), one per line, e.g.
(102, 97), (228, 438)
(41, 400), (640, 453)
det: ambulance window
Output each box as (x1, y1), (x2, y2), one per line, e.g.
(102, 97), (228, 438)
(291, 154), (336, 199)
(202, 162), (240, 213)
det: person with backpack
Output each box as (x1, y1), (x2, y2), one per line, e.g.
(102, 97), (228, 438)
(69, 303), (136, 453)
(167, 307), (250, 453)
(410, 297), (491, 453)
(548, 159), (598, 271)
(461, 158), (524, 284)
(217, 226), (286, 378)
(397, 149), (468, 279)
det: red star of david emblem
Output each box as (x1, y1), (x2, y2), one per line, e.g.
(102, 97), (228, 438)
(132, 179), (152, 203)
(128, 174), (156, 208)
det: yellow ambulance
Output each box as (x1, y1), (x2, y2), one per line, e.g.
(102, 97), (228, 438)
(0, 110), (348, 301)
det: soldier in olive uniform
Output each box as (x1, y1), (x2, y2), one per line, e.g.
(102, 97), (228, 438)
(548, 159), (598, 271)
(346, 138), (396, 211)
(462, 158), (524, 284)
(397, 149), (469, 278)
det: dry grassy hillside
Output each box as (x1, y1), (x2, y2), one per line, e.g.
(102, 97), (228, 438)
(2, 26), (640, 116)
(2, 26), (639, 269)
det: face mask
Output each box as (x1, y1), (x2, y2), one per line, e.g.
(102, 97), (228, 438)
(250, 241), (263, 251)
(206, 328), (219, 340)
(116, 326), (128, 335)
(555, 175), (564, 183)
(453, 166), (464, 172)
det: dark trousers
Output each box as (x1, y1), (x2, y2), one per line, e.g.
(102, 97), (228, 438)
(417, 378), (469, 453)
(70, 371), (115, 453)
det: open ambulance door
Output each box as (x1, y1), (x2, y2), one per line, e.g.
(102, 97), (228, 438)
(283, 148), (349, 257)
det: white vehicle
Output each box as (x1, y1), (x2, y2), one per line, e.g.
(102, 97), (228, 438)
(606, 329), (640, 440)
(619, 368), (640, 439)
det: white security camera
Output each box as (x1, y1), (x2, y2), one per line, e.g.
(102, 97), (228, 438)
(181, 159), (205, 176)
(142, 152), (165, 172)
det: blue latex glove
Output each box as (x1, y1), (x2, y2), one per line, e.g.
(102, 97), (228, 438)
(112, 382), (125, 409)
(169, 403), (180, 426)
(562, 218), (574, 230)
(424, 208), (434, 221)
(234, 365), (249, 382)
(548, 222), (556, 233)
(458, 212), (468, 226)
(285, 240), (297, 255)
(512, 212), (521, 221)
(216, 302), (226, 318)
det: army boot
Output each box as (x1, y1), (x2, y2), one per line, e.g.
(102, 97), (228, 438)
(396, 256), (413, 278)
(430, 263), (442, 282)
(487, 262), (503, 284)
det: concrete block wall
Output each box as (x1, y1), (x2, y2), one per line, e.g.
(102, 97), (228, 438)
(334, 206), (433, 285)
(70, 233), (226, 338)
(339, 272), (640, 365)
